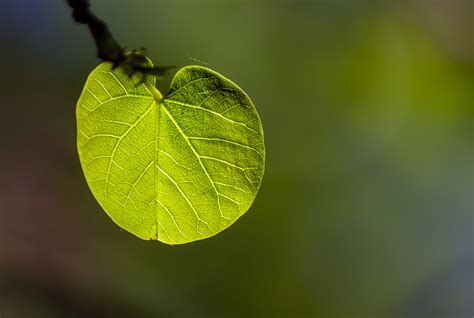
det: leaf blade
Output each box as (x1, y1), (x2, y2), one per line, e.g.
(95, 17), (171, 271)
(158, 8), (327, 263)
(77, 63), (265, 244)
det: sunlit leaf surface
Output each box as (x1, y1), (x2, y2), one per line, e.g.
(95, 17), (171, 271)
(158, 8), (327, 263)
(76, 62), (265, 244)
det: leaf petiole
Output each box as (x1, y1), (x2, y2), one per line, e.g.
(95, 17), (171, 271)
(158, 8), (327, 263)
(144, 80), (163, 103)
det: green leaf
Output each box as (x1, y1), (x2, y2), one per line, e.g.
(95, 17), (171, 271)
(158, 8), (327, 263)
(76, 61), (265, 244)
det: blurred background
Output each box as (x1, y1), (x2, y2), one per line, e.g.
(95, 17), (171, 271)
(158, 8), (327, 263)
(0, 0), (472, 317)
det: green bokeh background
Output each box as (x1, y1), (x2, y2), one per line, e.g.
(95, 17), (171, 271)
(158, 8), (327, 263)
(0, 0), (472, 317)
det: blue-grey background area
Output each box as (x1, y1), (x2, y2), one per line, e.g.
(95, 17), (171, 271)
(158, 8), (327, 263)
(0, 0), (472, 317)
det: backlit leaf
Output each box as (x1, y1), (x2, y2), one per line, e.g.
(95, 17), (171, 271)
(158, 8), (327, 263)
(76, 61), (265, 244)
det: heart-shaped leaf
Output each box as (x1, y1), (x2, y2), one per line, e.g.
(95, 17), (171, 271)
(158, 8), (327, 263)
(76, 61), (265, 244)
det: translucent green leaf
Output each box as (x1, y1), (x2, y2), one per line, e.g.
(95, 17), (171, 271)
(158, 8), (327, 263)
(76, 61), (265, 244)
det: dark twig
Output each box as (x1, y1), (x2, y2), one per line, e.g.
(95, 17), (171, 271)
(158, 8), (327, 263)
(65, 0), (175, 79)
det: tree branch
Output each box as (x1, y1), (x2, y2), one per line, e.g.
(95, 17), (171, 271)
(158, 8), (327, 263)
(65, 0), (175, 78)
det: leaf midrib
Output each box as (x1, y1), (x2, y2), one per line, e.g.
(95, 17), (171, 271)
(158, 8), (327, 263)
(144, 81), (238, 241)
(144, 82), (206, 240)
